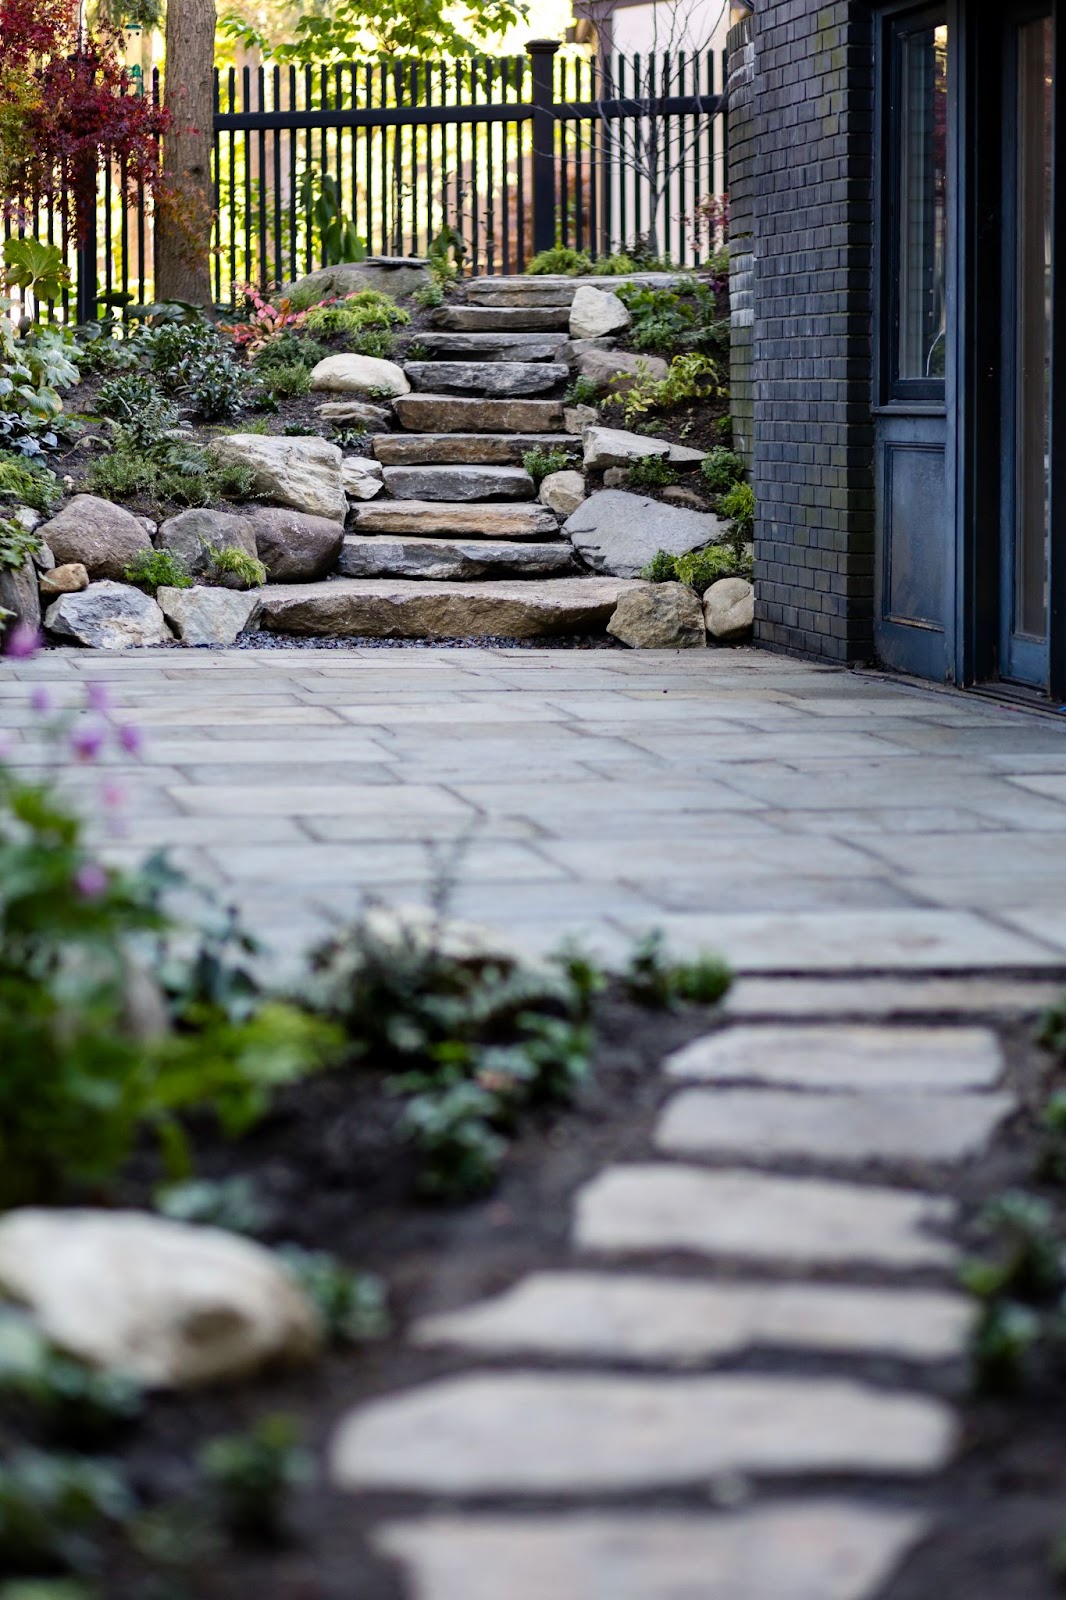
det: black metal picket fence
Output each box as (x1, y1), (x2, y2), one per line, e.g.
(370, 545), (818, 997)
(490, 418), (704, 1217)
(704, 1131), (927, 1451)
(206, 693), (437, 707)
(13, 40), (727, 319)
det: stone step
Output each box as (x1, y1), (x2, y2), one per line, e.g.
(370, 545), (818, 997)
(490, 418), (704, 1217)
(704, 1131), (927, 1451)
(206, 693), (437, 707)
(371, 433), (581, 468)
(339, 536), (577, 582)
(349, 500), (559, 539)
(464, 272), (689, 307)
(663, 1024), (1006, 1090)
(380, 464), (535, 503)
(404, 361), (570, 398)
(412, 331), (572, 362)
(258, 575), (636, 639)
(393, 395), (566, 434)
(431, 305), (571, 333)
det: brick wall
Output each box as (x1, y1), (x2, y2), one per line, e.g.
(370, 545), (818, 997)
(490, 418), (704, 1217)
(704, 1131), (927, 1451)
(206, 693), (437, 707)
(729, 1), (876, 662)
(727, 14), (755, 469)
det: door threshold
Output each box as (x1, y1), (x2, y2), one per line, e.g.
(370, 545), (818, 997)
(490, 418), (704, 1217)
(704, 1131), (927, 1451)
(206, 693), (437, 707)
(968, 681), (1066, 719)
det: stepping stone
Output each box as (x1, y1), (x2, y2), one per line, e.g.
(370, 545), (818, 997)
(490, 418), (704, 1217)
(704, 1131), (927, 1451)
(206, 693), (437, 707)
(349, 501), (559, 539)
(412, 1271), (973, 1364)
(394, 395), (566, 433)
(257, 576), (637, 640)
(339, 536), (577, 581)
(413, 332), (571, 362)
(655, 1088), (1014, 1165)
(329, 1371), (956, 1494)
(380, 465), (535, 503)
(373, 1502), (929, 1600)
(372, 432), (580, 467)
(405, 361), (570, 397)
(574, 1165), (957, 1269)
(664, 1024), (1006, 1089)
(430, 305), (571, 333)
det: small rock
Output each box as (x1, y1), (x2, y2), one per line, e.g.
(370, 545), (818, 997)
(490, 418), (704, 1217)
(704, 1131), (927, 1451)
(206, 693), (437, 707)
(538, 470), (586, 517)
(39, 495), (152, 581)
(662, 485), (706, 508)
(574, 348), (669, 398)
(569, 284), (632, 340)
(569, 337), (618, 355)
(13, 506), (42, 535)
(0, 1208), (322, 1388)
(157, 584), (262, 646)
(607, 582), (706, 649)
(0, 558), (41, 634)
(317, 399), (393, 428)
(602, 468), (628, 488)
(43, 580), (172, 649)
(250, 505), (345, 581)
(563, 404), (599, 435)
(39, 562), (89, 596)
(342, 456), (385, 501)
(32, 541), (55, 573)
(206, 435), (347, 522)
(583, 425), (670, 471)
(704, 576), (754, 642)
(310, 353), (410, 399)
(156, 507), (259, 576)
(564, 490), (726, 578)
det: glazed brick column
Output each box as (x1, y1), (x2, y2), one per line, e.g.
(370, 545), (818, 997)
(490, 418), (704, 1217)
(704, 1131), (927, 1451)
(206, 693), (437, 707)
(746, 0), (876, 662)
(726, 13), (756, 469)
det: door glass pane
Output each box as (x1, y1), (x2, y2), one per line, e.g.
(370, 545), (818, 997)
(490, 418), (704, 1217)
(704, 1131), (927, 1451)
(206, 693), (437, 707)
(1014, 16), (1053, 642)
(897, 23), (948, 382)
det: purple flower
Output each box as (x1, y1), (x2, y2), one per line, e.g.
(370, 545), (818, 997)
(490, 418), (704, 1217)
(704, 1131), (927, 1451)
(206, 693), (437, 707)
(86, 682), (113, 715)
(71, 724), (106, 763)
(30, 686), (52, 714)
(101, 778), (126, 810)
(74, 862), (108, 899)
(116, 723), (143, 756)
(4, 624), (41, 660)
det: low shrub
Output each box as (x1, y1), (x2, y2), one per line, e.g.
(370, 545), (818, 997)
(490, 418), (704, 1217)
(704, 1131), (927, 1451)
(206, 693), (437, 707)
(717, 479), (755, 541)
(413, 280), (445, 310)
(155, 1175), (269, 1235)
(526, 247), (591, 276)
(522, 445), (575, 486)
(0, 455), (60, 515)
(96, 375), (178, 452)
(123, 548), (192, 595)
(614, 351), (724, 426)
(625, 454), (679, 492)
(346, 327), (395, 361)
(252, 331), (329, 374)
(259, 362), (311, 399)
(616, 279), (722, 356)
(589, 252), (639, 275)
(700, 446), (745, 494)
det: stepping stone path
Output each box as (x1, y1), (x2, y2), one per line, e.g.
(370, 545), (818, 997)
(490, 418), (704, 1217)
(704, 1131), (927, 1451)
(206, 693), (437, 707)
(330, 1007), (1015, 1599)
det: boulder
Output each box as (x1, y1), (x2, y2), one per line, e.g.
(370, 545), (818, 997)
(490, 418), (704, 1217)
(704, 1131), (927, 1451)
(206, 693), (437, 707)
(39, 495), (152, 581)
(342, 456), (385, 501)
(0, 1208), (321, 1389)
(574, 348), (669, 398)
(539, 470), (586, 517)
(156, 507), (259, 576)
(12, 506), (41, 535)
(39, 562), (89, 597)
(564, 491), (725, 578)
(43, 581), (172, 649)
(250, 505), (345, 582)
(157, 585), (262, 646)
(206, 435), (347, 523)
(0, 557), (41, 634)
(608, 582), (706, 649)
(317, 399), (393, 428)
(569, 285), (632, 340)
(310, 353), (410, 398)
(283, 256), (430, 303)
(570, 336), (618, 355)
(404, 361), (568, 398)
(564, 404), (600, 435)
(583, 426), (669, 471)
(704, 577), (755, 643)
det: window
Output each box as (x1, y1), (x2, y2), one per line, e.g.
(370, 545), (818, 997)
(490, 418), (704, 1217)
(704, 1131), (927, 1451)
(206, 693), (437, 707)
(884, 11), (948, 399)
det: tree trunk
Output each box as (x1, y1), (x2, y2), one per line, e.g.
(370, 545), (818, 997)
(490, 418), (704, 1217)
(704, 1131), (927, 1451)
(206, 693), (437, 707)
(155, 0), (216, 306)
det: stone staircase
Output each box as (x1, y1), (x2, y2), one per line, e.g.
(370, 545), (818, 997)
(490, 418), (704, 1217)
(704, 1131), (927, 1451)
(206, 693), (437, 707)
(260, 276), (682, 641)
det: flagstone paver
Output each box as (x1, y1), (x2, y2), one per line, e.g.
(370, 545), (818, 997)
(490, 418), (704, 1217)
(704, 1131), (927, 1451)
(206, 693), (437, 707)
(373, 1504), (929, 1600)
(664, 1024), (1006, 1088)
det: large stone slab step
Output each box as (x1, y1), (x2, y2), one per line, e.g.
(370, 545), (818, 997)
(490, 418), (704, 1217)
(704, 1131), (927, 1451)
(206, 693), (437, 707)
(430, 305), (571, 333)
(412, 331), (572, 362)
(404, 360), (569, 397)
(394, 394), (566, 433)
(372, 433), (580, 467)
(381, 464), (535, 502)
(258, 576), (637, 639)
(339, 536), (577, 581)
(349, 500), (559, 539)
(464, 272), (689, 307)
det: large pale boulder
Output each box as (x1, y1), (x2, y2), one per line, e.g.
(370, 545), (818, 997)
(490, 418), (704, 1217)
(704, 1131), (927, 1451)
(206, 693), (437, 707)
(206, 435), (347, 522)
(310, 353), (410, 399)
(564, 491), (726, 579)
(539, 470), (586, 517)
(156, 507), (259, 576)
(39, 495), (151, 581)
(284, 256), (430, 303)
(44, 581), (172, 649)
(157, 585), (262, 646)
(0, 1208), (321, 1388)
(608, 582), (706, 649)
(704, 577), (755, 643)
(342, 456), (385, 501)
(574, 348), (669, 398)
(0, 558), (40, 634)
(569, 285), (631, 340)
(250, 505), (345, 581)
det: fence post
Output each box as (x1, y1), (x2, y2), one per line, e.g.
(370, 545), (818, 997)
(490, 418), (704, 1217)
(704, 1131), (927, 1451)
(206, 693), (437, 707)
(75, 209), (98, 325)
(526, 39), (560, 257)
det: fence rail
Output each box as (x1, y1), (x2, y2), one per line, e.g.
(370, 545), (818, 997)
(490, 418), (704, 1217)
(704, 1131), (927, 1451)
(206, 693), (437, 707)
(6, 41), (727, 319)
